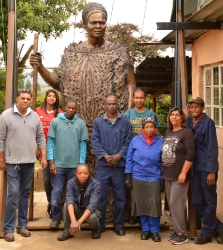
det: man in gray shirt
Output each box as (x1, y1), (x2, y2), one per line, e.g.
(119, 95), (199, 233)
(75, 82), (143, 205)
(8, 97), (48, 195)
(0, 89), (47, 242)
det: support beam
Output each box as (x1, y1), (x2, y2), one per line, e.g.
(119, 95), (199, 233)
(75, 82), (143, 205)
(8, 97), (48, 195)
(136, 75), (172, 81)
(137, 41), (194, 45)
(28, 33), (39, 221)
(147, 84), (172, 100)
(0, 171), (7, 237)
(1, 0), (17, 238)
(152, 98), (156, 113)
(157, 22), (222, 30)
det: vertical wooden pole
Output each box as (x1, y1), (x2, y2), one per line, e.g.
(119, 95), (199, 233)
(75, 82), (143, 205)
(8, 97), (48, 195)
(0, 0), (16, 237)
(0, 171), (7, 237)
(28, 33), (38, 221)
(188, 181), (197, 238)
(152, 98), (156, 113)
(5, 2), (15, 108)
(176, 0), (196, 237)
(177, 0), (188, 108)
(32, 33), (38, 111)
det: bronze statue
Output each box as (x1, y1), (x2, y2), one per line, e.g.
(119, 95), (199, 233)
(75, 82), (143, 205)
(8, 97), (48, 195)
(30, 2), (136, 222)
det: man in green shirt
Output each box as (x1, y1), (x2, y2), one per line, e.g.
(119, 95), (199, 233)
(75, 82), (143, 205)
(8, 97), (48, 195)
(123, 88), (161, 137)
(47, 100), (88, 228)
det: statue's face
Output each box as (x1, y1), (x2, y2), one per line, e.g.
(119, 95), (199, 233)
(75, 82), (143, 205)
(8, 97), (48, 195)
(86, 13), (106, 39)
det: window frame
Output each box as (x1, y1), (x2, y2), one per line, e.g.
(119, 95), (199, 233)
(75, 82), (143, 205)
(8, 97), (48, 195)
(203, 63), (223, 127)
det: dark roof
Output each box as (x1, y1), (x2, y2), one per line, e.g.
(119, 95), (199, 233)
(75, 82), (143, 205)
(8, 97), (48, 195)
(161, 0), (223, 43)
(135, 56), (192, 95)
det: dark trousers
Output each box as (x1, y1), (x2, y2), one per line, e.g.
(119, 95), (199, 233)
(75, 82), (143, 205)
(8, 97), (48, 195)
(96, 166), (126, 228)
(42, 162), (52, 204)
(63, 203), (101, 233)
(192, 171), (223, 237)
(51, 167), (76, 219)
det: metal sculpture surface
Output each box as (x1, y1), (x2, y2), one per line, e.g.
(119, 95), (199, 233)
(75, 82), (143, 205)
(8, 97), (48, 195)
(30, 2), (136, 222)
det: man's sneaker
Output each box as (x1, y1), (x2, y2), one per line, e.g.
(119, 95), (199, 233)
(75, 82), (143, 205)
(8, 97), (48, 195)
(57, 232), (74, 241)
(168, 232), (177, 242)
(16, 228), (31, 237)
(194, 234), (212, 244)
(91, 228), (101, 239)
(171, 233), (188, 245)
(50, 218), (61, 228)
(217, 228), (223, 244)
(4, 232), (14, 242)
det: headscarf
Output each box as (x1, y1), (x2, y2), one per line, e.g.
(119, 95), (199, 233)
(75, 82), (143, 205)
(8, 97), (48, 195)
(142, 117), (156, 128)
(82, 2), (107, 25)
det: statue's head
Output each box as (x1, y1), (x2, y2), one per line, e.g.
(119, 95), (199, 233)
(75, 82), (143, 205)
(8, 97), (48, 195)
(82, 2), (107, 26)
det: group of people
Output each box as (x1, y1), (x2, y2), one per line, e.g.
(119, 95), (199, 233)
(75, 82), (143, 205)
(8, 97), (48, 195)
(1, 86), (223, 246)
(0, 1), (223, 246)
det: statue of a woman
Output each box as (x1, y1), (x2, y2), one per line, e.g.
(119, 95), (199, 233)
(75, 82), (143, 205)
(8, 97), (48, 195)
(30, 2), (136, 222)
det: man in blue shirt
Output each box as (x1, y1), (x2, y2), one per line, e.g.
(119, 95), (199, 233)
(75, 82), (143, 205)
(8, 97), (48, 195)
(92, 95), (132, 236)
(57, 164), (101, 241)
(187, 97), (223, 245)
(47, 100), (88, 228)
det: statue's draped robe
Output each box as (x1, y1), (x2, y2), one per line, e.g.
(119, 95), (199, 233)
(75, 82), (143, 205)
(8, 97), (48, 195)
(58, 42), (133, 222)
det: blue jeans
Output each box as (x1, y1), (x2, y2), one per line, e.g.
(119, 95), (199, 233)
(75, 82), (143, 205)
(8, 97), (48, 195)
(4, 163), (34, 233)
(63, 203), (101, 233)
(51, 167), (76, 219)
(42, 162), (52, 204)
(96, 166), (126, 228)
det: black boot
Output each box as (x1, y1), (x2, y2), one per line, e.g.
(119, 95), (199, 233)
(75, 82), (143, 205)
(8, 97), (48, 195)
(91, 228), (101, 239)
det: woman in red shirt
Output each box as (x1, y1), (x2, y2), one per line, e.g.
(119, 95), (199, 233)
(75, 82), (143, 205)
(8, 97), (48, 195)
(36, 89), (63, 218)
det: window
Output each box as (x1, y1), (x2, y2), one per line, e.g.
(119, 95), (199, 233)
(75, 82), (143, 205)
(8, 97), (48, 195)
(204, 64), (223, 127)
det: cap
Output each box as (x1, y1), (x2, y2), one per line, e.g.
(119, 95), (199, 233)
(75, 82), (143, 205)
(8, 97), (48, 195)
(189, 97), (205, 105)
(142, 117), (156, 128)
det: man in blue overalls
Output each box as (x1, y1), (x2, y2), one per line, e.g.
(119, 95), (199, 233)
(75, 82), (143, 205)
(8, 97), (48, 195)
(92, 95), (132, 236)
(187, 97), (223, 245)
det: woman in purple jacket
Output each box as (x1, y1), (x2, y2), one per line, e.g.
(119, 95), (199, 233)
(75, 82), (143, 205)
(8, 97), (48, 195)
(125, 117), (163, 242)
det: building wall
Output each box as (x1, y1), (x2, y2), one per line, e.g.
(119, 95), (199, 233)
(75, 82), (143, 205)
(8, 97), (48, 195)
(192, 30), (223, 218)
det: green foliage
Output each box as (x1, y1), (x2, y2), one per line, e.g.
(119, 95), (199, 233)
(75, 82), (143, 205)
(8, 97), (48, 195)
(25, 79), (32, 90)
(0, 0), (87, 65)
(0, 70), (6, 114)
(104, 23), (165, 65)
(145, 95), (171, 137)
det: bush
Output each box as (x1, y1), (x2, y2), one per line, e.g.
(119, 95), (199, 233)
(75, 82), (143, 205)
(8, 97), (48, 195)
(145, 95), (171, 137)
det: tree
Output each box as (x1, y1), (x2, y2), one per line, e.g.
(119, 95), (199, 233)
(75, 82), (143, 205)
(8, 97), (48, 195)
(25, 79), (32, 91)
(0, 0), (86, 67)
(0, 70), (6, 113)
(75, 22), (165, 65)
(145, 95), (171, 137)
